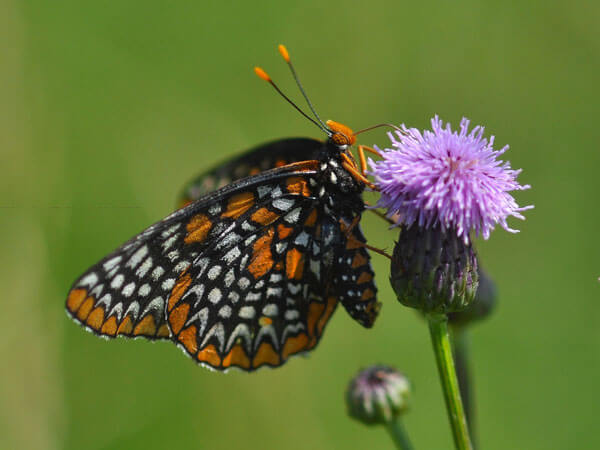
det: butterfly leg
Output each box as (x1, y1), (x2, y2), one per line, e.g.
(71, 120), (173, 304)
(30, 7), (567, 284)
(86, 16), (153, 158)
(357, 145), (380, 176)
(340, 217), (391, 260)
(363, 200), (397, 226)
(341, 157), (377, 190)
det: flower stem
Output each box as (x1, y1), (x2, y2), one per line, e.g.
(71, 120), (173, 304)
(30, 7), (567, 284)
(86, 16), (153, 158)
(385, 417), (414, 450)
(451, 326), (478, 449)
(427, 313), (473, 450)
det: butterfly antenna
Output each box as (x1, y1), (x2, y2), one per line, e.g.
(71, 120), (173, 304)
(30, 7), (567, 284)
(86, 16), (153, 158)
(278, 45), (329, 131)
(254, 66), (330, 135)
(353, 123), (404, 136)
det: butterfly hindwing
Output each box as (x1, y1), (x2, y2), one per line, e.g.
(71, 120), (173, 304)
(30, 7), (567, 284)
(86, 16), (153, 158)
(332, 220), (379, 328)
(167, 172), (343, 371)
(178, 138), (323, 207)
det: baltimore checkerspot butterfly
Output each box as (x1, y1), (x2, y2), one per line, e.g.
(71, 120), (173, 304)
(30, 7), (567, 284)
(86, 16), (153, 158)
(65, 45), (382, 371)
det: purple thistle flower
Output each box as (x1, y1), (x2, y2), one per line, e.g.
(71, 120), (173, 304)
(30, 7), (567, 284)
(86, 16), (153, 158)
(370, 116), (533, 243)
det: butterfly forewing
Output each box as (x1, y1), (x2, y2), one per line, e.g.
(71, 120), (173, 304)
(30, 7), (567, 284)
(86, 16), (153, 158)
(66, 160), (319, 345)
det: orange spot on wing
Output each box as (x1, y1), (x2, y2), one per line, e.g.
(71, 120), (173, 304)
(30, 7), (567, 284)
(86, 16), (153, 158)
(76, 297), (95, 321)
(178, 325), (198, 354)
(185, 213), (212, 244)
(307, 301), (325, 337)
(251, 208), (279, 226)
(253, 342), (280, 368)
(274, 261), (283, 271)
(286, 248), (305, 280)
(304, 209), (318, 227)
(259, 316), (273, 326)
(286, 176), (311, 197)
(197, 344), (221, 367)
(167, 272), (192, 312)
(277, 224), (293, 239)
(282, 333), (309, 359)
(168, 303), (190, 335)
(361, 288), (375, 301)
(117, 315), (134, 335)
(247, 227), (274, 279)
(222, 345), (251, 369)
(317, 296), (337, 335)
(249, 167), (261, 175)
(133, 315), (157, 336)
(357, 272), (373, 284)
(275, 159), (287, 167)
(86, 307), (105, 331)
(222, 192), (255, 219)
(101, 315), (118, 336)
(157, 324), (171, 338)
(351, 252), (368, 268)
(66, 289), (87, 313)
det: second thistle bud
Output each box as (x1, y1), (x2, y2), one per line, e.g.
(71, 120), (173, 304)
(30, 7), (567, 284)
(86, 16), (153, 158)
(390, 225), (479, 314)
(346, 365), (411, 425)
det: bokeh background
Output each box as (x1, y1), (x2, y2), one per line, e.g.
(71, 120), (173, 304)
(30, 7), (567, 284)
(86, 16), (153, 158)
(1, 1), (599, 449)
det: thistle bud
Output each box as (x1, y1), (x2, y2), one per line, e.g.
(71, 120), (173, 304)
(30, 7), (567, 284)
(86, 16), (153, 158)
(448, 266), (497, 326)
(390, 225), (478, 314)
(346, 365), (411, 425)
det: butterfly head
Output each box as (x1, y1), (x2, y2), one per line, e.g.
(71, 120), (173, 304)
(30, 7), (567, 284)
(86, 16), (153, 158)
(326, 120), (356, 149)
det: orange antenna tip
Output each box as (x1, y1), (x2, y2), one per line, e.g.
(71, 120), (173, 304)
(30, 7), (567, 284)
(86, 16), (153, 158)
(254, 66), (271, 82)
(278, 44), (290, 62)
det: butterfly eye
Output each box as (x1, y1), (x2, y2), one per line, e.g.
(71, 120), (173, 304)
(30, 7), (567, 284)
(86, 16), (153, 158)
(331, 132), (352, 147)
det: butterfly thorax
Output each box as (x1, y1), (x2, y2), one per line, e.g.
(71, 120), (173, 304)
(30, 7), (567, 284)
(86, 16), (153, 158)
(313, 141), (366, 218)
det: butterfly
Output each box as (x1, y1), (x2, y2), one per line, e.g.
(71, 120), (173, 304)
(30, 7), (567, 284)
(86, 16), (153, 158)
(65, 45), (381, 371)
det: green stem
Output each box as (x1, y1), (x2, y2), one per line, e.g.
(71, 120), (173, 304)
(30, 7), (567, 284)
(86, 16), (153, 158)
(385, 417), (414, 450)
(452, 326), (478, 449)
(427, 313), (473, 450)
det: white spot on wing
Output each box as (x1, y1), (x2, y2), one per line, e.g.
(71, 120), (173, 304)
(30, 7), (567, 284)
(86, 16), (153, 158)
(136, 257), (153, 278)
(127, 245), (148, 269)
(285, 310), (300, 320)
(239, 306), (255, 319)
(208, 288), (222, 304)
(79, 272), (98, 287)
(138, 284), (151, 296)
(103, 256), (121, 272)
(254, 324), (279, 351)
(97, 293), (112, 308)
(122, 282), (136, 297)
(226, 323), (251, 353)
(207, 265), (222, 280)
(201, 322), (225, 352)
(284, 207), (301, 224)
(218, 305), (232, 318)
(223, 246), (241, 264)
(273, 198), (294, 211)
(161, 235), (178, 251)
(142, 296), (164, 316)
(151, 266), (165, 281)
(110, 274), (124, 289)
(262, 304), (278, 316)
(161, 278), (175, 291)
(294, 231), (310, 247)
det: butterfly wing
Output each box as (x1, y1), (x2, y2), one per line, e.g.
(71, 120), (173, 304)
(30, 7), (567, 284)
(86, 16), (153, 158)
(167, 170), (344, 371)
(66, 161), (319, 342)
(178, 138), (323, 207)
(66, 160), (348, 371)
(332, 220), (380, 328)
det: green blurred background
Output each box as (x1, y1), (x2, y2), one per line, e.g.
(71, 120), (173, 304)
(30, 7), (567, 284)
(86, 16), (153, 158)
(1, 1), (598, 449)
